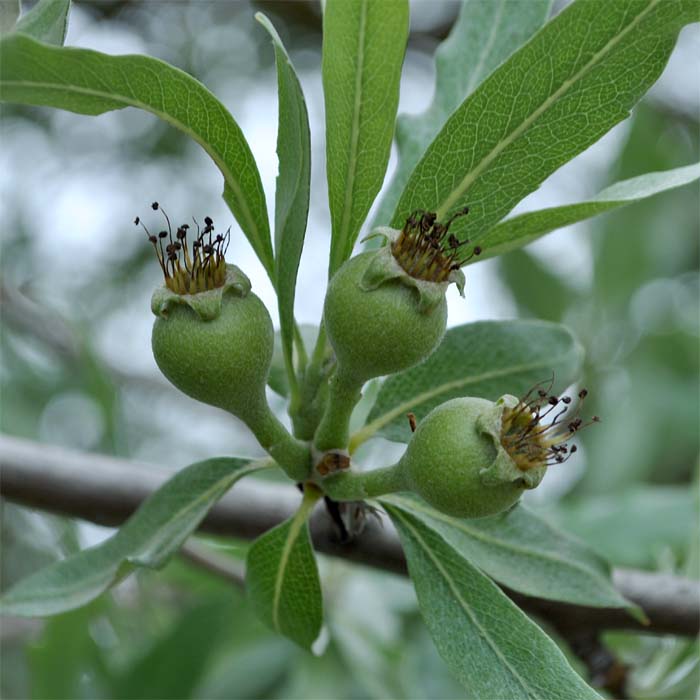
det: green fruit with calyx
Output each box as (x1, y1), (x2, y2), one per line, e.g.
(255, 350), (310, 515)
(151, 266), (272, 419)
(314, 209), (479, 459)
(324, 208), (479, 384)
(397, 389), (596, 518)
(142, 204), (310, 481)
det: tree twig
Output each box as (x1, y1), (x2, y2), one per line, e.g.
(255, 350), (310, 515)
(1, 434), (698, 637)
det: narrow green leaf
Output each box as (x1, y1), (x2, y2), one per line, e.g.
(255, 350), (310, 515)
(0, 34), (275, 277)
(383, 494), (630, 609)
(373, 0), (552, 228)
(385, 505), (601, 699)
(256, 13), (311, 399)
(246, 489), (323, 649)
(323, 0), (409, 275)
(15, 0), (70, 45)
(475, 162), (700, 262)
(1, 457), (269, 617)
(354, 320), (583, 447)
(392, 0), (698, 248)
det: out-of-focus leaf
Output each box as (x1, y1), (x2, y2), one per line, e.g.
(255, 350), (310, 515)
(246, 489), (323, 649)
(392, 0), (698, 248)
(28, 602), (108, 700)
(0, 0), (20, 35)
(323, 0), (409, 275)
(1, 457), (268, 616)
(383, 494), (631, 609)
(256, 13), (311, 398)
(354, 320), (583, 447)
(549, 486), (697, 569)
(15, 0), (69, 45)
(373, 0), (551, 228)
(112, 599), (229, 700)
(476, 163), (700, 262)
(0, 34), (275, 277)
(385, 505), (601, 699)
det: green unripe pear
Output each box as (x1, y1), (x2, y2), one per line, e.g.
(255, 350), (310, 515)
(144, 223), (310, 481)
(152, 288), (273, 420)
(314, 211), (474, 458)
(324, 251), (448, 383)
(398, 396), (547, 519)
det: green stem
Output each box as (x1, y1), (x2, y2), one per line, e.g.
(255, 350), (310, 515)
(243, 394), (311, 482)
(313, 366), (363, 452)
(322, 463), (406, 501)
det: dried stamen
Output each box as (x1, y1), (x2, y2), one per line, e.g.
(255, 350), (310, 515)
(138, 202), (230, 294)
(391, 208), (481, 282)
(500, 384), (600, 471)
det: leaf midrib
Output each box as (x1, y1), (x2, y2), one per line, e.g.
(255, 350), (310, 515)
(271, 498), (312, 633)
(1, 72), (263, 264)
(392, 508), (535, 697)
(434, 0), (661, 219)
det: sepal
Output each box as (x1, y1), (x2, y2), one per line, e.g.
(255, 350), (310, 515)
(151, 265), (251, 321)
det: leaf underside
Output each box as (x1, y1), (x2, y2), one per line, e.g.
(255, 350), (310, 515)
(1, 457), (264, 617)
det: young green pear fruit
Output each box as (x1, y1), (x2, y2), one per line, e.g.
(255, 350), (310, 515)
(142, 204), (310, 481)
(314, 210), (480, 457)
(323, 209), (478, 385)
(398, 388), (597, 519)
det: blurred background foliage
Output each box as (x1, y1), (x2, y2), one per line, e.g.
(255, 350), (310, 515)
(0, 1), (698, 698)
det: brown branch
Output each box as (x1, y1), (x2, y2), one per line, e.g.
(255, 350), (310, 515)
(1, 434), (698, 637)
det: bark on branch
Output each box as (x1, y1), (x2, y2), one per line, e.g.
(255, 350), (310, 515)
(1, 434), (698, 637)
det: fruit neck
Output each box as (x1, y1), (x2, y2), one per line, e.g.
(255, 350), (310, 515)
(321, 462), (406, 501)
(240, 392), (311, 482)
(313, 366), (363, 453)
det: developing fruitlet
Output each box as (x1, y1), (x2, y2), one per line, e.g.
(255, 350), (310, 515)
(399, 386), (598, 519)
(141, 204), (309, 480)
(323, 209), (480, 384)
(313, 210), (481, 457)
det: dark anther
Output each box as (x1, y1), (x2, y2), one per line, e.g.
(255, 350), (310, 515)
(473, 246), (482, 256)
(407, 412), (417, 433)
(579, 389), (588, 399)
(548, 396), (559, 406)
(148, 235), (157, 243)
(204, 216), (213, 226)
(176, 227), (186, 239)
(158, 230), (167, 238)
(151, 202), (159, 210)
(134, 216), (140, 225)
(570, 445), (578, 454)
(562, 396), (572, 404)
